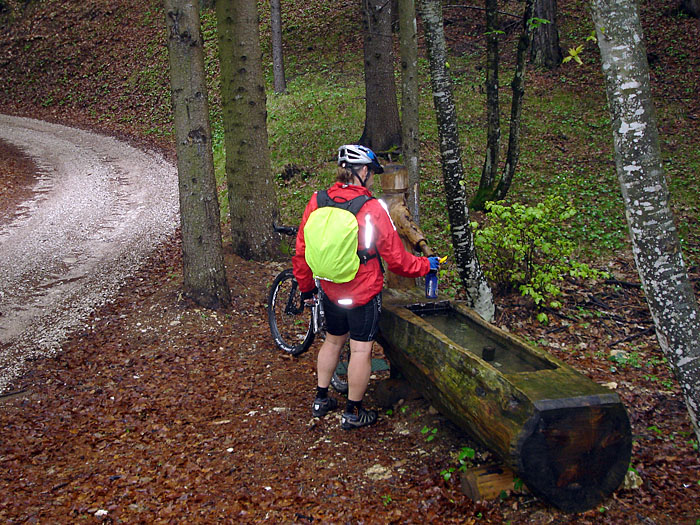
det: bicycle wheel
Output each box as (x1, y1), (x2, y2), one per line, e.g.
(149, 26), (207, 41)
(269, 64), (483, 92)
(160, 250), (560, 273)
(330, 342), (350, 394)
(268, 269), (314, 356)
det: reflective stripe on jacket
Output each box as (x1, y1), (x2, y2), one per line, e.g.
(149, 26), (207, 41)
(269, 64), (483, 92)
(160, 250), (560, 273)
(293, 181), (430, 307)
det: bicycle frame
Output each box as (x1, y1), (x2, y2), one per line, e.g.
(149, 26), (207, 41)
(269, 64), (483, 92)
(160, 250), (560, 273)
(284, 278), (305, 316)
(310, 279), (325, 335)
(269, 225), (350, 394)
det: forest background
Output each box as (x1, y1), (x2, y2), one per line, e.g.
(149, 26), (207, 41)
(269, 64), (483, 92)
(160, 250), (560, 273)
(0, 0), (699, 523)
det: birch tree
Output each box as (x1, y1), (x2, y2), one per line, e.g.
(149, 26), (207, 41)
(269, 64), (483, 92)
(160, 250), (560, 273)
(592, 0), (700, 443)
(164, 0), (231, 310)
(399, 0), (420, 223)
(420, 0), (495, 322)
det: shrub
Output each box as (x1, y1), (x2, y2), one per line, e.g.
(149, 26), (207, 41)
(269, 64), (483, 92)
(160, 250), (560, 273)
(472, 197), (606, 312)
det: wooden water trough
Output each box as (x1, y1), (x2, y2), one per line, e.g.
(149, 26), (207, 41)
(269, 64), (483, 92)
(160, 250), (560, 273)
(376, 164), (632, 512)
(377, 291), (632, 513)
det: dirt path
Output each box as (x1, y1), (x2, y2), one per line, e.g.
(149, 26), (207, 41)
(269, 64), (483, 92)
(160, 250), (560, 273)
(0, 114), (179, 394)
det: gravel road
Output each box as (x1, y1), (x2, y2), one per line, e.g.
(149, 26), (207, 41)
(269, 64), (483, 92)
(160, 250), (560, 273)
(0, 115), (179, 394)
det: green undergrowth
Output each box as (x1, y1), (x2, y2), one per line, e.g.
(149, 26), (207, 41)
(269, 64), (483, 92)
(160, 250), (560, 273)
(3, 0), (697, 281)
(205, 0), (700, 292)
(217, 77), (697, 286)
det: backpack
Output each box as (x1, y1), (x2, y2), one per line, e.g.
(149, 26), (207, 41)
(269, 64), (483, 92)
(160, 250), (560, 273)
(303, 190), (377, 283)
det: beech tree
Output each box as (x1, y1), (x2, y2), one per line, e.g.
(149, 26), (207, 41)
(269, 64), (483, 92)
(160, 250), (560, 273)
(270, 0), (287, 94)
(478, 0), (500, 207)
(472, 0), (536, 210)
(164, 0), (231, 309)
(592, 0), (700, 443)
(420, 0), (495, 322)
(359, 0), (402, 153)
(399, 0), (420, 223)
(530, 0), (562, 69)
(681, 0), (700, 17)
(216, 0), (280, 260)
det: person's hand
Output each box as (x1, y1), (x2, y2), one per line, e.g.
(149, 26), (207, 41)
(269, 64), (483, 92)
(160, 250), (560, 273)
(301, 287), (318, 305)
(428, 256), (440, 272)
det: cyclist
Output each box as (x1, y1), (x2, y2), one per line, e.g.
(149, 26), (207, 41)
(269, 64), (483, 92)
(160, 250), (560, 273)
(293, 144), (440, 429)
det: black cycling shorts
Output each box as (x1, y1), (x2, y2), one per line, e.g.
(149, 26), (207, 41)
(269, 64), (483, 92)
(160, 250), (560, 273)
(322, 293), (382, 342)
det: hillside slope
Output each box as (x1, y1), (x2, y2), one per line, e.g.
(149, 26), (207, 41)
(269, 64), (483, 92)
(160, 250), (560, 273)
(1, 0), (699, 523)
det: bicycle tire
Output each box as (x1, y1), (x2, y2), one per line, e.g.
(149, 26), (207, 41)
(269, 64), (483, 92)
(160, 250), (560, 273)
(268, 268), (315, 356)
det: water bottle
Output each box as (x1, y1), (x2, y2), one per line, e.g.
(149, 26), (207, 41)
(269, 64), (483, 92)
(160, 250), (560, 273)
(425, 270), (438, 298)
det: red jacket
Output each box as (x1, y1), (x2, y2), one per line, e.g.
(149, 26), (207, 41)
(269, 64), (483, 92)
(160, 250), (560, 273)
(293, 182), (430, 307)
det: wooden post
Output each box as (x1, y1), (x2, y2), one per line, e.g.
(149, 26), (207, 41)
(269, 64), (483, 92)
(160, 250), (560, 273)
(460, 464), (526, 501)
(380, 164), (432, 290)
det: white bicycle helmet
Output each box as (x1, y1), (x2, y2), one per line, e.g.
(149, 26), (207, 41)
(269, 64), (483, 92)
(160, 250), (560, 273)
(337, 144), (384, 174)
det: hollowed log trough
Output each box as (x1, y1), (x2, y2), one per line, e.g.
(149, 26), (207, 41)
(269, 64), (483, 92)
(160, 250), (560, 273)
(377, 292), (632, 513)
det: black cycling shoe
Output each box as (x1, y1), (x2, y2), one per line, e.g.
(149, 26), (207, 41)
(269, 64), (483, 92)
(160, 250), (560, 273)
(340, 407), (378, 429)
(312, 396), (338, 417)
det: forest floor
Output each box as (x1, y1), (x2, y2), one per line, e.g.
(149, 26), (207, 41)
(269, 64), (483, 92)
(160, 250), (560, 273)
(1, 0), (700, 522)
(1, 136), (699, 523)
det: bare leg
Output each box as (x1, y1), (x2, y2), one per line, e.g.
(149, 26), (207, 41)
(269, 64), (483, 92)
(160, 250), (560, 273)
(317, 333), (348, 388)
(347, 339), (373, 401)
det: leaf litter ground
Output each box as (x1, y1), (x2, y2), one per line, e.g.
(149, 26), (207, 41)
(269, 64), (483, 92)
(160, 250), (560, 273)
(1, 0), (699, 520)
(1, 152), (699, 523)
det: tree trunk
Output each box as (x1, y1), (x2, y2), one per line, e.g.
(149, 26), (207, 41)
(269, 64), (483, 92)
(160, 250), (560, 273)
(681, 0), (700, 18)
(477, 0), (501, 205)
(359, 0), (402, 154)
(592, 0), (700, 444)
(495, 0), (535, 200)
(473, 0), (535, 209)
(529, 0), (562, 69)
(270, 0), (286, 94)
(419, 0), (495, 322)
(216, 0), (280, 261)
(164, 0), (231, 310)
(398, 0), (420, 224)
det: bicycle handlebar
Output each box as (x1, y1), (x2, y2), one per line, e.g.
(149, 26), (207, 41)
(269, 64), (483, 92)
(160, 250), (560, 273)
(273, 223), (298, 237)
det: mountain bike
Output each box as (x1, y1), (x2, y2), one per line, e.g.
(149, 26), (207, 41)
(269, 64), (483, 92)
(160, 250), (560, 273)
(267, 225), (349, 394)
